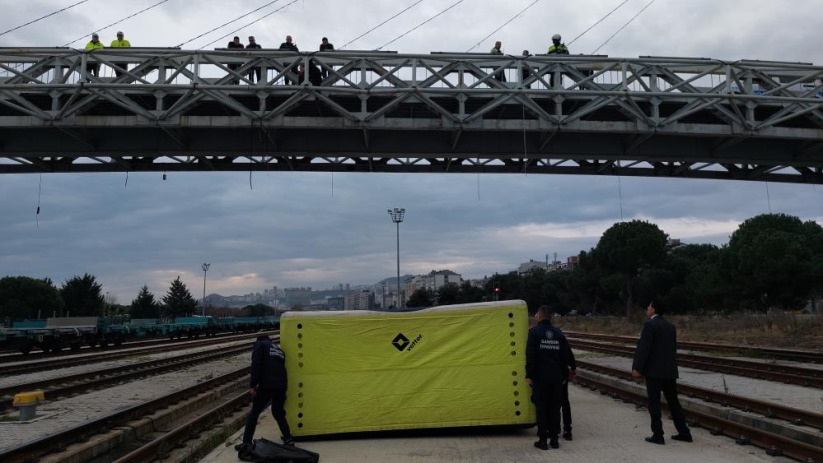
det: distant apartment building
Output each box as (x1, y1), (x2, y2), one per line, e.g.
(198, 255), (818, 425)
(345, 290), (375, 310)
(284, 287), (312, 308)
(566, 255), (579, 268)
(327, 296), (345, 311)
(518, 259), (549, 274)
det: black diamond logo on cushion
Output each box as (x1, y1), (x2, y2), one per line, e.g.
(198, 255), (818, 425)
(392, 333), (410, 351)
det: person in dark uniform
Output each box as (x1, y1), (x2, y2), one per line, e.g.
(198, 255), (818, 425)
(318, 37), (334, 79)
(235, 334), (294, 453)
(226, 36), (244, 85)
(526, 305), (571, 450)
(561, 342), (576, 440)
(632, 298), (692, 445)
(246, 36), (263, 83)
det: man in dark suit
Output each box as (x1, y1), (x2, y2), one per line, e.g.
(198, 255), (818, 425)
(632, 298), (692, 445)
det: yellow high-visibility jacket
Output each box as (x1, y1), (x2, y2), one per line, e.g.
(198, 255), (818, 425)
(110, 39), (131, 48)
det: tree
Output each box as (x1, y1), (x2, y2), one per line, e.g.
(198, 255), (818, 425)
(61, 273), (105, 316)
(130, 285), (161, 319)
(593, 220), (668, 317)
(244, 303), (274, 316)
(407, 288), (434, 307)
(455, 281), (485, 304)
(721, 213), (823, 311)
(162, 276), (199, 318)
(0, 276), (63, 320)
(436, 284), (460, 305)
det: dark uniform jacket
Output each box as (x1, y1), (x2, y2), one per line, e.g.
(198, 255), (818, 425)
(279, 42), (299, 52)
(526, 320), (571, 384)
(632, 315), (679, 380)
(250, 337), (288, 390)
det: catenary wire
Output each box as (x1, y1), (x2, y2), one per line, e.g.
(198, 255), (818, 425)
(340, 0), (424, 50)
(1, 0), (90, 38)
(175, 0), (282, 48)
(567, 0), (630, 46)
(465, 0), (543, 52)
(591, 0), (658, 54)
(376, 0), (466, 51)
(60, 0), (172, 47)
(197, 0), (300, 49)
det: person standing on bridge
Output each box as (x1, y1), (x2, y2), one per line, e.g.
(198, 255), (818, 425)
(226, 36), (244, 85)
(318, 37), (334, 80)
(526, 305), (572, 450)
(84, 33), (104, 79)
(632, 298), (692, 445)
(109, 31), (131, 78)
(246, 36), (263, 84)
(490, 40), (506, 82)
(547, 34), (569, 89)
(236, 334), (294, 455)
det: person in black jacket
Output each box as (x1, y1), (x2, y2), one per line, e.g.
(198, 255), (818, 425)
(246, 36), (263, 83)
(632, 298), (692, 445)
(560, 343), (576, 440)
(226, 36), (244, 85)
(236, 334), (294, 452)
(526, 305), (572, 450)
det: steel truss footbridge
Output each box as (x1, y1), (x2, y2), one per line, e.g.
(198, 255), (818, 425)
(1, 48), (822, 183)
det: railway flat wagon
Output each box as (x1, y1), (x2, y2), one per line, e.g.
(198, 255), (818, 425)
(279, 300), (535, 437)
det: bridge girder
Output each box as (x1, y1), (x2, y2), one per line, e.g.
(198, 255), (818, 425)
(0, 49), (822, 183)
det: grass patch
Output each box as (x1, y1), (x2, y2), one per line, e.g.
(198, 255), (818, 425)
(557, 312), (823, 350)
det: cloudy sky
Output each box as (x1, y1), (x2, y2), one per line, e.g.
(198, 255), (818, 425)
(2, 0), (823, 304)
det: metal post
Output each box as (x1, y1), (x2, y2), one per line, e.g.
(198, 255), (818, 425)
(388, 208), (405, 307)
(201, 263), (210, 316)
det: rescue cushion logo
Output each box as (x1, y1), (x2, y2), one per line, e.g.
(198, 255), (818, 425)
(392, 332), (423, 352)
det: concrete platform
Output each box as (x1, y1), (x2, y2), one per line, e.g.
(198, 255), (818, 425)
(203, 384), (791, 463)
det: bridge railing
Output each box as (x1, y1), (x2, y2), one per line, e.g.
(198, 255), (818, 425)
(1, 48), (821, 98)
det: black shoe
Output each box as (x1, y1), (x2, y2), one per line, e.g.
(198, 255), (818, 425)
(234, 442), (251, 452)
(563, 431), (573, 441)
(282, 437), (295, 446)
(534, 440), (548, 450)
(645, 435), (665, 445)
(672, 434), (693, 442)
(550, 438), (559, 449)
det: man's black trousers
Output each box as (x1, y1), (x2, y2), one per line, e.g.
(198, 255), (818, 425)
(532, 381), (563, 440)
(243, 388), (292, 444)
(645, 377), (689, 437)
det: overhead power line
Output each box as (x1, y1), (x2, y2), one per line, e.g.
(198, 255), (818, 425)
(198, 0), (300, 49)
(591, 0), (658, 54)
(466, 0), (543, 52)
(1, 0), (90, 38)
(567, 0), (630, 46)
(176, 0), (282, 48)
(61, 0), (172, 47)
(376, 0), (466, 51)
(340, 0), (424, 50)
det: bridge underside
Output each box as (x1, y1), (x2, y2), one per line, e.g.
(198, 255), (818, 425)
(1, 50), (822, 183)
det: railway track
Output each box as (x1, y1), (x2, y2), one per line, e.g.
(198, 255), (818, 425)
(0, 330), (276, 377)
(568, 338), (823, 389)
(0, 366), (252, 463)
(565, 331), (823, 363)
(574, 365), (823, 462)
(0, 341), (252, 411)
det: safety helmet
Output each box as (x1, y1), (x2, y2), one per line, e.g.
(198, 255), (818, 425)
(552, 34), (561, 40)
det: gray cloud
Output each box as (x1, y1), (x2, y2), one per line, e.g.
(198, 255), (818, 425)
(2, 0), (822, 302)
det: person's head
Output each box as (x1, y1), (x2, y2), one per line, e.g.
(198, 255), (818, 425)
(552, 33), (561, 45)
(535, 305), (553, 322)
(286, 35), (293, 43)
(322, 37), (328, 44)
(522, 49), (530, 57)
(495, 40), (502, 49)
(248, 36), (256, 44)
(116, 31), (124, 40)
(647, 298), (665, 318)
(91, 33), (99, 42)
(233, 36), (240, 43)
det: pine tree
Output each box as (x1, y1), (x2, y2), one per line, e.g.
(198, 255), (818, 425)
(130, 285), (160, 319)
(61, 273), (105, 316)
(162, 276), (199, 319)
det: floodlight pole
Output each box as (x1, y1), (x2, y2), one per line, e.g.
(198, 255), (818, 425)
(201, 263), (210, 316)
(388, 208), (405, 307)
